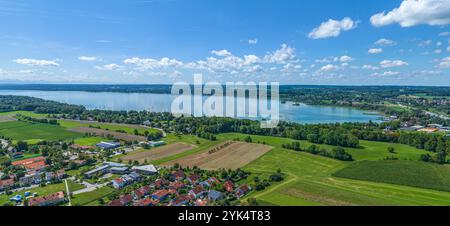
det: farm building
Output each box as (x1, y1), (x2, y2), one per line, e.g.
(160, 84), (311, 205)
(96, 142), (121, 150)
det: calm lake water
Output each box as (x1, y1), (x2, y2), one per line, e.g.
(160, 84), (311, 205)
(0, 90), (381, 124)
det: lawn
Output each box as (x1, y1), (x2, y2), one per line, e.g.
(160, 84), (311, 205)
(71, 186), (114, 206)
(73, 137), (112, 146)
(333, 160), (450, 192)
(0, 120), (82, 141)
(0, 180), (84, 206)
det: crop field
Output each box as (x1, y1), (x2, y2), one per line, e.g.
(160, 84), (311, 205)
(161, 141), (273, 170)
(59, 119), (160, 135)
(333, 160), (450, 192)
(119, 142), (196, 164)
(182, 133), (450, 206)
(0, 116), (17, 122)
(0, 121), (82, 141)
(68, 127), (147, 141)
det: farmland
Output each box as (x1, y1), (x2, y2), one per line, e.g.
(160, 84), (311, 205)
(161, 141), (273, 170)
(68, 127), (147, 142)
(118, 142), (196, 164)
(333, 160), (450, 192)
(0, 120), (82, 142)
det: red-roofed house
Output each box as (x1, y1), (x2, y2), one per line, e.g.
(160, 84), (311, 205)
(187, 174), (200, 184)
(171, 170), (185, 180)
(224, 181), (234, 192)
(134, 198), (159, 206)
(112, 178), (127, 189)
(235, 185), (250, 198)
(12, 156), (47, 172)
(0, 178), (14, 191)
(133, 185), (151, 199)
(151, 189), (170, 201)
(169, 181), (185, 190)
(189, 186), (205, 198)
(28, 191), (66, 206)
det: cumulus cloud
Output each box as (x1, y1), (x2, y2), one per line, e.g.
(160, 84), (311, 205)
(447, 46), (450, 51)
(372, 71), (400, 76)
(368, 48), (383, 54)
(362, 65), (380, 70)
(371, 0), (450, 27)
(211, 49), (232, 57)
(13, 58), (59, 67)
(248, 39), (258, 45)
(319, 64), (339, 72)
(437, 56), (450, 68)
(380, 60), (409, 68)
(308, 17), (358, 39)
(124, 57), (183, 70)
(439, 31), (450, 36)
(94, 64), (121, 71)
(264, 44), (296, 64)
(375, 38), (397, 46)
(78, 56), (98, 61)
(339, 55), (353, 62)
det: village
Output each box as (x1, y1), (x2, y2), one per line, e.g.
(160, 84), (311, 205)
(0, 137), (253, 206)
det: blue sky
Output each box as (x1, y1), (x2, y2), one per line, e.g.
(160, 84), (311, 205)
(0, 0), (449, 85)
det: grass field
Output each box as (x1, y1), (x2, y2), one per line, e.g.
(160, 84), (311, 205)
(71, 186), (114, 206)
(0, 111), (50, 119)
(333, 160), (450, 192)
(0, 181), (84, 205)
(0, 121), (82, 142)
(73, 137), (112, 146)
(177, 133), (450, 206)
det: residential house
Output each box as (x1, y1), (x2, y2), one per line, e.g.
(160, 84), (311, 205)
(235, 185), (250, 198)
(119, 194), (133, 206)
(134, 198), (159, 206)
(133, 185), (151, 200)
(208, 190), (224, 201)
(169, 181), (185, 190)
(0, 178), (14, 191)
(112, 178), (127, 189)
(171, 170), (185, 180)
(187, 174), (200, 184)
(189, 186), (205, 199)
(28, 191), (66, 206)
(224, 181), (234, 192)
(171, 195), (191, 206)
(151, 189), (170, 201)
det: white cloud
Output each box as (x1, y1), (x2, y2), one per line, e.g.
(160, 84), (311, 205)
(419, 39), (433, 47)
(13, 58), (59, 67)
(94, 64), (121, 71)
(380, 60), (409, 68)
(434, 49), (442, 54)
(308, 17), (358, 39)
(375, 38), (397, 46)
(371, 0), (450, 27)
(248, 39), (258, 45)
(447, 46), (450, 51)
(362, 65), (380, 70)
(439, 31), (450, 36)
(124, 57), (183, 70)
(437, 56), (450, 68)
(319, 64), (339, 72)
(264, 44), (296, 64)
(78, 56), (98, 61)
(211, 49), (232, 57)
(339, 55), (354, 62)
(368, 48), (383, 54)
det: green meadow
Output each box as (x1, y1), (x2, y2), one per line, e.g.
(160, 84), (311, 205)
(0, 120), (82, 142)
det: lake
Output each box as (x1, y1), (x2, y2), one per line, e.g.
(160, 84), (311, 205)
(0, 90), (382, 124)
